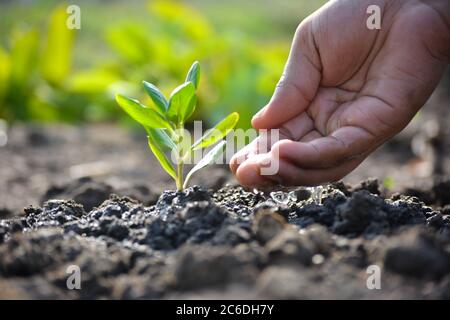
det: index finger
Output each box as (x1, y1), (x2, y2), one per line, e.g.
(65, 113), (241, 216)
(273, 125), (378, 169)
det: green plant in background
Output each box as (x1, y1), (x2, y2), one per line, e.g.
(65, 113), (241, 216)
(1, 0), (325, 127)
(0, 4), (98, 123)
(116, 61), (239, 190)
(97, 0), (289, 128)
(106, 0), (287, 129)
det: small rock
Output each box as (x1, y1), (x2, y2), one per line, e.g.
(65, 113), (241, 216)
(384, 228), (450, 279)
(433, 178), (450, 206)
(253, 209), (286, 244)
(43, 177), (113, 212)
(257, 266), (307, 299)
(265, 229), (313, 266)
(173, 245), (256, 290)
(299, 224), (332, 255)
(351, 178), (380, 195)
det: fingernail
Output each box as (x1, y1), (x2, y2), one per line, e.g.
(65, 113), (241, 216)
(255, 153), (269, 165)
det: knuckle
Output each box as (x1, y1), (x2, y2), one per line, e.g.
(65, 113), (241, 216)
(294, 18), (312, 42)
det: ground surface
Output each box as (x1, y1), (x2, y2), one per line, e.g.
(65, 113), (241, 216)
(0, 120), (449, 299)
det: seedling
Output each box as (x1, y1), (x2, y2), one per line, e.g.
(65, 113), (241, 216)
(115, 61), (239, 190)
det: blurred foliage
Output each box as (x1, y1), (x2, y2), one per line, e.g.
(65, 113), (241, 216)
(0, 0), (326, 128)
(0, 5), (89, 122)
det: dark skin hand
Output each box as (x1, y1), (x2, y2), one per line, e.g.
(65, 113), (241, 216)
(230, 0), (450, 188)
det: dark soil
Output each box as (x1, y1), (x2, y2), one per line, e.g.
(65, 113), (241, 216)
(1, 178), (450, 299)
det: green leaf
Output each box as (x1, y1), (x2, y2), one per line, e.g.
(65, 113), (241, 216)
(0, 47), (10, 105)
(10, 28), (39, 87)
(192, 112), (239, 150)
(143, 81), (168, 114)
(41, 5), (74, 86)
(183, 140), (226, 189)
(67, 69), (119, 94)
(144, 127), (177, 151)
(185, 61), (200, 89)
(106, 23), (153, 64)
(147, 131), (177, 181)
(183, 94), (197, 123)
(116, 94), (171, 129)
(167, 81), (196, 123)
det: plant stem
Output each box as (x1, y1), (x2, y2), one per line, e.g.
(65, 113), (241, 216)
(175, 122), (184, 191)
(176, 161), (183, 191)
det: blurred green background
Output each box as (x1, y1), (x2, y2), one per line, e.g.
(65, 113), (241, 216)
(0, 0), (327, 128)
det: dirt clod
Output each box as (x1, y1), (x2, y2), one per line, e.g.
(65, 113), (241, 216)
(384, 228), (450, 279)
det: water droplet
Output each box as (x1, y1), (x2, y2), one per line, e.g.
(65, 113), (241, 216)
(308, 186), (324, 204)
(288, 191), (297, 203)
(270, 191), (290, 205)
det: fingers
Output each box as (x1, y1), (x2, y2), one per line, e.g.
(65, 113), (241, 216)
(274, 126), (376, 169)
(235, 154), (281, 188)
(300, 130), (322, 142)
(278, 112), (315, 140)
(235, 154), (363, 188)
(231, 122), (376, 185)
(230, 138), (258, 174)
(270, 157), (363, 186)
(230, 129), (289, 174)
(251, 21), (321, 130)
(233, 125), (376, 188)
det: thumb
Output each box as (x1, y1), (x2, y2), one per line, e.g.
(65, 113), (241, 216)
(252, 21), (321, 129)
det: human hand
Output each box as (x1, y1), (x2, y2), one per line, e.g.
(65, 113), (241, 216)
(231, 0), (450, 188)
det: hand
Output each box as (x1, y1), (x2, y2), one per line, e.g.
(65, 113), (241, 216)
(231, 0), (450, 188)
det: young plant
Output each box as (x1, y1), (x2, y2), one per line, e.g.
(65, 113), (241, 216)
(115, 61), (239, 190)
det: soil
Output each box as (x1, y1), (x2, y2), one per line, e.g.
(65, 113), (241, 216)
(1, 179), (450, 299)
(0, 72), (450, 300)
